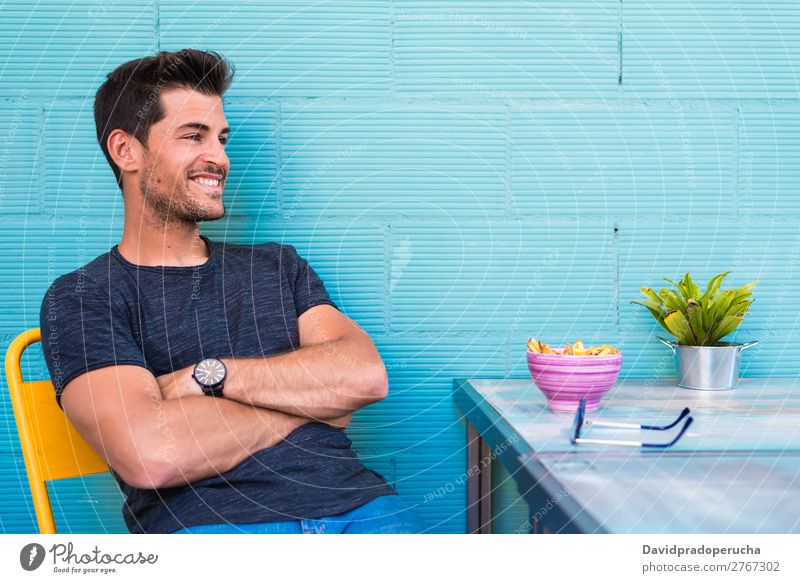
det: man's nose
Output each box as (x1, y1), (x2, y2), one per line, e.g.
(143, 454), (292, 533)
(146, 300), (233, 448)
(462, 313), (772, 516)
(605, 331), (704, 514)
(202, 138), (229, 172)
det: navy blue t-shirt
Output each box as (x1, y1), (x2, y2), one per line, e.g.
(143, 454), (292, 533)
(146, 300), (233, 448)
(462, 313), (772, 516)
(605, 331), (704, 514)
(39, 235), (394, 533)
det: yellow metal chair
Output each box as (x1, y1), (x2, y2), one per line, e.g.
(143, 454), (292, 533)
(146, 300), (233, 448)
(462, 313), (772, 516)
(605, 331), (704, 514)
(4, 328), (109, 533)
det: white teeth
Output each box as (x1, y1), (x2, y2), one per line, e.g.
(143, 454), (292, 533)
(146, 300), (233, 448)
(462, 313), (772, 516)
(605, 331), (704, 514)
(192, 177), (221, 187)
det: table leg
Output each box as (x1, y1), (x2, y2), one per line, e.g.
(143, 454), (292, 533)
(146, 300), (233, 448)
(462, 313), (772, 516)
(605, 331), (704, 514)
(467, 422), (492, 534)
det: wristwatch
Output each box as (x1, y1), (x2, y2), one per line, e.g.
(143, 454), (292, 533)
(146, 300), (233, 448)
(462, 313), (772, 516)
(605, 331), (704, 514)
(192, 358), (227, 397)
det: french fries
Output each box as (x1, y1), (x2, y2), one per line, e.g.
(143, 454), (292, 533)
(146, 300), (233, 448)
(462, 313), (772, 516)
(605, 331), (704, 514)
(526, 338), (557, 354)
(527, 338), (619, 355)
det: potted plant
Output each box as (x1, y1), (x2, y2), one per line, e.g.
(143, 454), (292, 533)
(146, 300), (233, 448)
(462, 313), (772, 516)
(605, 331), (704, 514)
(631, 272), (758, 390)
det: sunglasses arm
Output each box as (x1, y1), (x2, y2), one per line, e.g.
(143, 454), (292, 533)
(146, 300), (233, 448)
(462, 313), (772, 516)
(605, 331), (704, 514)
(640, 416), (694, 448)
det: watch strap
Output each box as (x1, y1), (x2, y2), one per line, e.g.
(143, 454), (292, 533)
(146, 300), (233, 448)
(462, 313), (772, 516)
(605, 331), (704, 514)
(201, 382), (225, 397)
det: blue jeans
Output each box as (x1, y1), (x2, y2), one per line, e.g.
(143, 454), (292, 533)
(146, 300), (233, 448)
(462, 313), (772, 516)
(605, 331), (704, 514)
(172, 495), (426, 534)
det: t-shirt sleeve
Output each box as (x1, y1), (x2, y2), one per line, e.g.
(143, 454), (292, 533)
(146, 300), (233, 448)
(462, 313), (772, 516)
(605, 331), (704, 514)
(284, 244), (339, 317)
(39, 274), (147, 409)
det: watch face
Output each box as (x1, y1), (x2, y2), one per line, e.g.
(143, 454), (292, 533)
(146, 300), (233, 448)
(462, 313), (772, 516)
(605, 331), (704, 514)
(194, 358), (226, 386)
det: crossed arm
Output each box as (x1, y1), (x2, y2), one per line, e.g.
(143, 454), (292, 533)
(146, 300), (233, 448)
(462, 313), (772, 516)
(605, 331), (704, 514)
(61, 305), (388, 490)
(157, 305), (388, 418)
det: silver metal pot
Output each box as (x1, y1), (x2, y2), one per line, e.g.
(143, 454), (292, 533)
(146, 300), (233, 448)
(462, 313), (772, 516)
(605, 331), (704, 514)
(657, 337), (758, 390)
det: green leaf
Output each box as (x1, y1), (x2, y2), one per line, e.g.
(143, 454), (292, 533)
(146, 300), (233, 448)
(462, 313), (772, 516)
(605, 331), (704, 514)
(706, 315), (743, 345)
(677, 279), (691, 301)
(684, 273), (702, 299)
(632, 302), (671, 332)
(659, 288), (687, 314)
(686, 299), (705, 344)
(640, 287), (664, 307)
(702, 281), (750, 345)
(709, 289), (735, 323)
(728, 300), (752, 318)
(699, 294), (712, 331)
(732, 281), (758, 304)
(657, 289), (675, 311)
(702, 271), (731, 303)
(636, 303), (667, 325)
(664, 311), (693, 345)
(631, 298), (667, 316)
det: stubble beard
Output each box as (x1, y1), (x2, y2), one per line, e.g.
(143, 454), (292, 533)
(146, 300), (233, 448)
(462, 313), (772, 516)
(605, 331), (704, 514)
(139, 158), (226, 230)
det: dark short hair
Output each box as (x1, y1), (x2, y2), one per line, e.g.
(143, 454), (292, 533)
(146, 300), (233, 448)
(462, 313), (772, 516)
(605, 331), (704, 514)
(93, 49), (234, 189)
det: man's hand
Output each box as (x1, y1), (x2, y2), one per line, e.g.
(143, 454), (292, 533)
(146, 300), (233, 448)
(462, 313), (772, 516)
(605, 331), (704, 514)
(157, 366), (202, 400)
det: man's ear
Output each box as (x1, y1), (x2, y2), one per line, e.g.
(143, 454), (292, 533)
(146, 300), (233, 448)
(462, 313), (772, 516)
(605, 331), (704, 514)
(107, 129), (145, 177)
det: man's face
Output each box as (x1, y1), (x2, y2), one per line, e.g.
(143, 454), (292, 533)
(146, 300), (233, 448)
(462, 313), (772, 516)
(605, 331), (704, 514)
(136, 88), (230, 225)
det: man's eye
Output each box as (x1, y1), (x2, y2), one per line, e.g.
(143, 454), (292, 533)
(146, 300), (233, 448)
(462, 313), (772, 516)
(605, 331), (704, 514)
(183, 134), (201, 141)
(220, 137), (229, 145)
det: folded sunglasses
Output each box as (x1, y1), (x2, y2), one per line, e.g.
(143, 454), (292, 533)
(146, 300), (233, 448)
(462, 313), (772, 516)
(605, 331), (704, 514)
(570, 399), (693, 448)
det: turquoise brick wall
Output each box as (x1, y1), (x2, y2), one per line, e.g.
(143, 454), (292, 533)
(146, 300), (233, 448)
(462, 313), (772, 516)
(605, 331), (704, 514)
(0, 1), (798, 533)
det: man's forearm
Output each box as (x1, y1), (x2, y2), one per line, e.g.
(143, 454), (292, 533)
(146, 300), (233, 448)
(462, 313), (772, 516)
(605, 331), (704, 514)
(143, 395), (310, 489)
(221, 334), (388, 419)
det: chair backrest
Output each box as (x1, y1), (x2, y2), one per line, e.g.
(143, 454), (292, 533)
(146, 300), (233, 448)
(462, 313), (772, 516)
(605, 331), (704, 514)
(4, 328), (109, 534)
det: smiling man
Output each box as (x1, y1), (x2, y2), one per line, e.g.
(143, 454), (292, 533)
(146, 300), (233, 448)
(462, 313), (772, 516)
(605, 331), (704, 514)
(39, 49), (424, 534)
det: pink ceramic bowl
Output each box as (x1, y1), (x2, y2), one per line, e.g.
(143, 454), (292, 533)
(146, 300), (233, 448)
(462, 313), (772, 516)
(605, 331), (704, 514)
(527, 349), (623, 413)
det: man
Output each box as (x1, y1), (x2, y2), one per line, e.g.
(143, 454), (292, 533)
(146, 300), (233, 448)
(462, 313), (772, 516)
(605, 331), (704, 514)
(39, 49), (424, 534)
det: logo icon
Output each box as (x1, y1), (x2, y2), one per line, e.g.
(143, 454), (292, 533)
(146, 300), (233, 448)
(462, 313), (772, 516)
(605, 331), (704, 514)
(20, 543), (46, 571)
